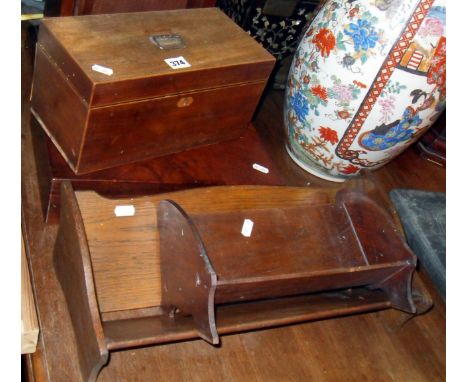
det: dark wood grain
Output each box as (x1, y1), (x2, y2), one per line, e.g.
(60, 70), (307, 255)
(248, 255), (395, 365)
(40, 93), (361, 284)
(89, 62), (274, 108)
(53, 182), (419, 379)
(53, 182), (109, 382)
(31, 46), (88, 168)
(77, 0), (189, 15)
(104, 288), (391, 351)
(156, 189), (417, 315)
(50, 182), (418, 380)
(35, 26), (94, 105)
(44, 0), (216, 16)
(159, 200), (219, 344)
(37, 9), (274, 103)
(336, 188), (417, 264)
(74, 185), (334, 313)
(31, 117), (283, 224)
(186, 0), (216, 7)
(23, 103), (446, 382)
(78, 81), (267, 173)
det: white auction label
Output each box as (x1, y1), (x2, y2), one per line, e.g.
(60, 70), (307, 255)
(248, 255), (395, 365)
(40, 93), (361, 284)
(164, 56), (191, 69)
(252, 163), (269, 174)
(91, 64), (113, 76)
(241, 219), (254, 237)
(114, 205), (135, 217)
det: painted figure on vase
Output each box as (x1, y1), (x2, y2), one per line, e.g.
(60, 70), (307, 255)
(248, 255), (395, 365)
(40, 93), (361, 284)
(359, 89), (436, 151)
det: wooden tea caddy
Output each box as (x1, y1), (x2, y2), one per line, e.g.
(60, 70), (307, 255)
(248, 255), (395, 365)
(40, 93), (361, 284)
(55, 182), (418, 381)
(30, 8), (275, 174)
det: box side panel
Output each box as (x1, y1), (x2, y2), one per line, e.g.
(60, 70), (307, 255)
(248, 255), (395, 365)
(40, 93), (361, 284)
(31, 46), (89, 172)
(37, 23), (94, 104)
(78, 81), (267, 174)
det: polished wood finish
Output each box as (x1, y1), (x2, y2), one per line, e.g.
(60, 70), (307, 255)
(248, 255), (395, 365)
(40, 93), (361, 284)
(78, 81), (266, 172)
(157, 189), (417, 344)
(54, 182), (419, 380)
(104, 288), (392, 350)
(160, 191), (417, 303)
(44, 0), (216, 16)
(35, 9), (274, 105)
(77, 0), (188, 15)
(31, 117), (282, 224)
(159, 200), (219, 344)
(31, 47), (89, 168)
(53, 182), (108, 382)
(21, 233), (39, 354)
(76, 185), (333, 313)
(22, 21), (445, 382)
(31, 9), (275, 174)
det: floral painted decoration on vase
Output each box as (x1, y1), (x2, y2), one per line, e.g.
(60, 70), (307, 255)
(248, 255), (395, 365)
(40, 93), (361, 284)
(284, 0), (446, 182)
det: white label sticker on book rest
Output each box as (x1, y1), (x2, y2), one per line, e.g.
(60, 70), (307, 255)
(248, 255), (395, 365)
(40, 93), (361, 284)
(114, 205), (135, 217)
(241, 219), (254, 237)
(164, 56), (191, 69)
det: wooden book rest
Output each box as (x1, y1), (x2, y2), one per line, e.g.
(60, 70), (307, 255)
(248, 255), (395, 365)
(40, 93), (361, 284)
(54, 182), (417, 381)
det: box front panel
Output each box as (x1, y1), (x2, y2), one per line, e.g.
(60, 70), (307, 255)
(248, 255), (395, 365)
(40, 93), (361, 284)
(77, 81), (267, 173)
(91, 61), (275, 107)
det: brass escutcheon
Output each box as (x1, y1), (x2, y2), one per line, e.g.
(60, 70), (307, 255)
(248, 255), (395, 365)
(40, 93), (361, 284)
(149, 34), (186, 50)
(177, 96), (194, 108)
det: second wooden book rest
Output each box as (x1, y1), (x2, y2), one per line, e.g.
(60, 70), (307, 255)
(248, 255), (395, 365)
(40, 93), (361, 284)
(54, 182), (418, 381)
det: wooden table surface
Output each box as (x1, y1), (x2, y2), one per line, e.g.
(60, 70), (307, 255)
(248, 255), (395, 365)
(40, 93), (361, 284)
(22, 21), (445, 382)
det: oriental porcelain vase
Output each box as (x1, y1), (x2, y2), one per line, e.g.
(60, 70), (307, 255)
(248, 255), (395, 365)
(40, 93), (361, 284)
(284, 0), (446, 182)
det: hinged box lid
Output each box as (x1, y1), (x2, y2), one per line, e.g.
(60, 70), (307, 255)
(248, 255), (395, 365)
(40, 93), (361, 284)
(37, 8), (275, 107)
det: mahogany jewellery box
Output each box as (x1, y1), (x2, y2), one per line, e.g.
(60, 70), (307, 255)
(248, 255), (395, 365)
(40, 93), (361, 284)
(30, 8), (275, 174)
